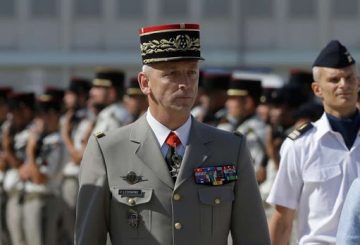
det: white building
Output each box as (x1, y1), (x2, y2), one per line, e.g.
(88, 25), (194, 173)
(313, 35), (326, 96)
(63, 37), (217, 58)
(0, 0), (359, 90)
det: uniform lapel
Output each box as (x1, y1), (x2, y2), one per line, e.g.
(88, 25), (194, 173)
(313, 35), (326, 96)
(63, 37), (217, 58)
(174, 119), (211, 191)
(130, 115), (174, 189)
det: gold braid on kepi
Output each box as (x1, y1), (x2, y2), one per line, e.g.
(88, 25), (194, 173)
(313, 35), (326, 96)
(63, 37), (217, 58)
(138, 23), (204, 64)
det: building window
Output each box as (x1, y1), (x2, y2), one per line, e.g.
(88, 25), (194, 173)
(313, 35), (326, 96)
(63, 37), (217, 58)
(159, 0), (188, 18)
(74, 0), (102, 18)
(203, 0), (230, 18)
(332, 0), (358, 18)
(30, 0), (59, 18)
(289, 0), (316, 18)
(117, 0), (145, 18)
(0, 0), (15, 18)
(243, 0), (273, 18)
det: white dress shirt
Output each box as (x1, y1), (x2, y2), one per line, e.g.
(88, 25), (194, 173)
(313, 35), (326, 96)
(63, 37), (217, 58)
(146, 109), (191, 158)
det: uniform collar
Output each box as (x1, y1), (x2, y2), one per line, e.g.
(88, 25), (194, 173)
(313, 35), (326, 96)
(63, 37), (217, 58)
(146, 108), (191, 147)
(314, 113), (333, 141)
(314, 112), (360, 141)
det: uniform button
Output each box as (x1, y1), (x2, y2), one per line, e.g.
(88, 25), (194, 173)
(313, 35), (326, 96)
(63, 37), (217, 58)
(128, 198), (136, 206)
(214, 198), (221, 205)
(173, 193), (181, 201)
(174, 222), (182, 230)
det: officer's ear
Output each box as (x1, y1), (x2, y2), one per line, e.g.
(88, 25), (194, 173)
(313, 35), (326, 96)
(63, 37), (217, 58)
(138, 72), (151, 95)
(311, 81), (322, 98)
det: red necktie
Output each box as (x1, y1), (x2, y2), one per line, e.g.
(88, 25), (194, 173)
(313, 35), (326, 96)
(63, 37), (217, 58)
(165, 132), (181, 148)
(165, 132), (182, 180)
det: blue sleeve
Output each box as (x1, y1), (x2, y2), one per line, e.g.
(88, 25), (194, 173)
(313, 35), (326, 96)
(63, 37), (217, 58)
(336, 178), (360, 245)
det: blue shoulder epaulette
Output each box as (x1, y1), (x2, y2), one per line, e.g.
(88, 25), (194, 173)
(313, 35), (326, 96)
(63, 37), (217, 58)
(287, 122), (313, 140)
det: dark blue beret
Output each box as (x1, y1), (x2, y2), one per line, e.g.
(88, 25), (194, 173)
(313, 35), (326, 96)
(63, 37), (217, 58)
(313, 40), (355, 68)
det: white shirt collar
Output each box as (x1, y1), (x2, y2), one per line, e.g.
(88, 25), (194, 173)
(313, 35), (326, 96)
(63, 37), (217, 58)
(314, 113), (340, 141)
(146, 108), (192, 147)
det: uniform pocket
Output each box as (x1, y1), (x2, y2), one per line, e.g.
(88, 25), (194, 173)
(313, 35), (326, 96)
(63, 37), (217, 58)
(303, 165), (342, 212)
(110, 187), (153, 239)
(198, 186), (234, 236)
(303, 165), (341, 182)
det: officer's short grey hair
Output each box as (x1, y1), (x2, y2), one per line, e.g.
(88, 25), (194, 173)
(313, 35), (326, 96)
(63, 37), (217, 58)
(312, 65), (358, 83)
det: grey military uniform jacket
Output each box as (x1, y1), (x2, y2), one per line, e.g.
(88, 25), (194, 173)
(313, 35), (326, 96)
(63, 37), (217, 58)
(92, 102), (132, 133)
(75, 115), (270, 245)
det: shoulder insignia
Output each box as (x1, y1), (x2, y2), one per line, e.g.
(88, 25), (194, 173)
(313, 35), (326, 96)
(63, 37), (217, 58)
(94, 131), (105, 138)
(287, 122), (313, 140)
(245, 127), (254, 135)
(233, 131), (243, 137)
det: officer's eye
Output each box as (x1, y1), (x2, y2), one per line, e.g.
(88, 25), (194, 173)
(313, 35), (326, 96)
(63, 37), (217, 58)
(346, 75), (355, 81)
(188, 70), (197, 76)
(328, 78), (339, 83)
(163, 71), (176, 77)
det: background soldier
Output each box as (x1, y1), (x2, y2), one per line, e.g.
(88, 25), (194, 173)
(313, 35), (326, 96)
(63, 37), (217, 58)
(0, 87), (13, 245)
(191, 69), (230, 125)
(124, 76), (148, 122)
(91, 69), (132, 133)
(60, 77), (91, 245)
(3, 93), (35, 245)
(19, 94), (65, 245)
(218, 78), (268, 184)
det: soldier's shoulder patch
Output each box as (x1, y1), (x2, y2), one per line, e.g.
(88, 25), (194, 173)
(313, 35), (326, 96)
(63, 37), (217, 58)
(287, 122), (313, 140)
(94, 131), (106, 138)
(233, 131), (243, 137)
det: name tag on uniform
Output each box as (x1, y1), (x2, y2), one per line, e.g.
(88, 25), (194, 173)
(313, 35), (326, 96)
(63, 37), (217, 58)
(194, 165), (237, 186)
(118, 189), (144, 198)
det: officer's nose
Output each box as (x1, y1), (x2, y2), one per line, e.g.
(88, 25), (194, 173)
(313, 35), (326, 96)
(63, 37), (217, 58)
(178, 74), (191, 90)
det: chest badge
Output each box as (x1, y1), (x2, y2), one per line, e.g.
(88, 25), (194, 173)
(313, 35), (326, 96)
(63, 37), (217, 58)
(194, 165), (238, 186)
(127, 209), (140, 228)
(122, 171), (146, 185)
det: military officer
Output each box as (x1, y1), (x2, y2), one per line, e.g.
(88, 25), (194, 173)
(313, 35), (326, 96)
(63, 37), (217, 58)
(267, 40), (360, 244)
(19, 94), (66, 245)
(75, 23), (270, 245)
(91, 69), (132, 133)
